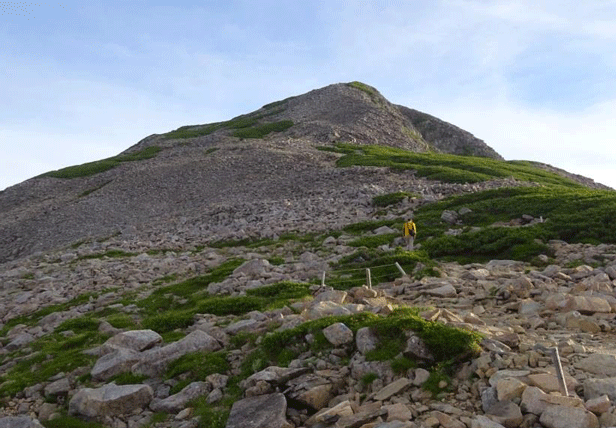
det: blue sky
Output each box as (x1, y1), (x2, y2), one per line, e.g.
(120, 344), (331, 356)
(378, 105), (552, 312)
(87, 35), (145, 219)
(2, 0), (616, 190)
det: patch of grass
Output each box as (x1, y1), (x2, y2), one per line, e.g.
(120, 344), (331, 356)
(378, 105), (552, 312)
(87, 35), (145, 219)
(0, 292), (97, 338)
(348, 233), (398, 248)
(328, 248), (437, 289)
(347, 81), (380, 103)
(42, 146), (162, 179)
(361, 372), (378, 385)
(164, 123), (225, 139)
(205, 147), (219, 155)
(372, 192), (416, 207)
(191, 397), (230, 428)
(423, 366), (452, 398)
(343, 219), (402, 235)
(196, 296), (263, 316)
(258, 308), (481, 376)
(142, 310), (195, 333)
(330, 143), (583, 187)
(391, 356), (417, 374)
(76, 249), (136, 260)
(79, 180), (112, 198)
(233, 120), (294, 139)
(245, 281), (311, 300)
(0, 327), (107, 396)
(166, 351), (230, 385)
(105, 314), (137, 329)
(414, 186), (616, 261)
(139, 262), (312, 334)
(268, 256), (285, 265)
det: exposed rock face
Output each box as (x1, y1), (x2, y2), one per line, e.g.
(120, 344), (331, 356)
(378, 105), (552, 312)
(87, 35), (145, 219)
(397, 105), (503, 159)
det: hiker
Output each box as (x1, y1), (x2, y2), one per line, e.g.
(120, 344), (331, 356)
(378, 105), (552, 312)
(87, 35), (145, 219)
(403, 218), (416, 250)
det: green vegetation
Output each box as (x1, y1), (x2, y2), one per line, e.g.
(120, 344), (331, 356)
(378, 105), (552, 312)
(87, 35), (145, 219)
(163, 104), (291, 140)
(361, 372), (378, 385)
(77, 250), (136, 261)
(79, 180), (112, 198)
(257, 307), (481, 376)
(233, 120), (294, 139)
(372, 191), (416, 207)
(138, 259), (312, 334)
(347, 81), (379, 99)
(328, 143), (582, 186)
(42, 146), (161, 179)
(166, 351), (230, 395)
(412, 186), (616, 263)
(0, 315), (107, 396)
(0, 292), (97, 337)
(327, 248), (437, 289)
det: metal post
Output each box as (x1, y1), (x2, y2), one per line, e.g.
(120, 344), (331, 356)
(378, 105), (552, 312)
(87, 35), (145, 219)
(366, 268), (372, 289)
(395, 262), (407, 277)
(533, 344), (568, 396)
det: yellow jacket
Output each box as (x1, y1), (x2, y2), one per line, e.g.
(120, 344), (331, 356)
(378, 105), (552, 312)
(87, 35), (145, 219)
(403, 221), (416, 237)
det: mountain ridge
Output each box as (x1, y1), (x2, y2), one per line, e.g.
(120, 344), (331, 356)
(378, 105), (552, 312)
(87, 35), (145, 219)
(0, 82), (609, 264)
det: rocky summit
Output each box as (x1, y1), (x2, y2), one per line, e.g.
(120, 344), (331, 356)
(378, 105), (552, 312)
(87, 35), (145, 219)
(2, 82), (616, 428)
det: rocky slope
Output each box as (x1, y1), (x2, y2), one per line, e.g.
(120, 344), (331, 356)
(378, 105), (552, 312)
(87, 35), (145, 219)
(3, 200), (616, 428)
(2, 81), (616, 428)
(0, 82), (504, 264)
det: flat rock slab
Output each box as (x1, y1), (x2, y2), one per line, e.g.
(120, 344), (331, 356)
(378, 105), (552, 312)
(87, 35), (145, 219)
(0, 417), (44, 428)
(226, 392), (289, 428)
(575, 354), (616, 376)
(69, 383), (153, 419)
(103, 329), (162, 352)
(584, 377), (616, 401)
(372, 378), (411, 401)
(539, 405), (599, 428)
(150, 381), (209, 413)
(132, 330), (221, 376)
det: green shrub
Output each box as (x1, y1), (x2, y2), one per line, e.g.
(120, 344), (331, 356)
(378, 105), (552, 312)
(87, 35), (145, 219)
(246, 281), (311, 300)
(330, 143), (582, 187)
(197, 296), (263, 316)
(141, 310), (195, 333)
(233, 120), (294, 139)
(372, 192), (415, 207)
(361, 372), (378, 385)
(42, 147), (161, 179)
(166, 351), (229, 381)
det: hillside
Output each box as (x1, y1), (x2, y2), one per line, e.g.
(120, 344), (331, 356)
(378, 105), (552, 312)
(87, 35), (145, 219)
(0, 82), (514, 265)
(2, 82), (616, 428)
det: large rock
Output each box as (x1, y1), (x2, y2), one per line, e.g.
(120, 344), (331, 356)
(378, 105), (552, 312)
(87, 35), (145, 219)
(226, 393), (290, 428)
(0, 417), (44, 428)
(561, 296), (611, 314)
(91, 347), (141, 381)
(521, 386), (584, 416)
(103, 329), (162, 352)
(132, 330), (221, 376)
(584, 378), (616, 401)
(539, 405), (599, 428)
(575, 354), (616, 376)
(233, 259), (270, 277)
(69, 383), (153, 419)
(356, 327), (379, 355)
(322, 322), (353, 346)
(150, 381), (209, 413)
